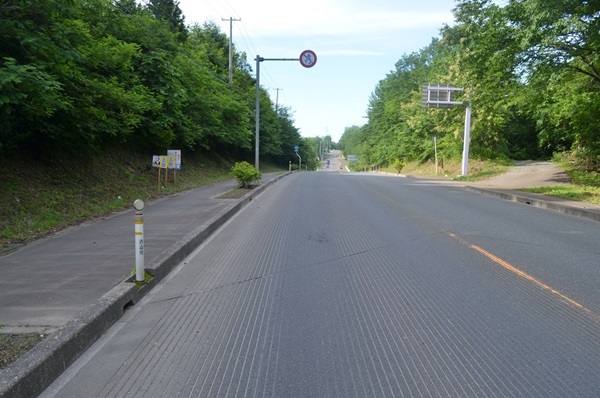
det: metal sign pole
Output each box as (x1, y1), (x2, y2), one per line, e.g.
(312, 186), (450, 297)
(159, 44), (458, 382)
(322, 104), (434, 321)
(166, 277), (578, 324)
(462, 105), (472, 176)
(422, 84), (471, 176)
(254, 50), (316, 172)
(255, 56), (261, 171)
(434, 136), (438, 175)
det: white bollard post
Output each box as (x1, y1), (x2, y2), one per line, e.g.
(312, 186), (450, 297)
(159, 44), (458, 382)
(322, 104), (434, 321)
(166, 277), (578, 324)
(133, 199), (145, 283)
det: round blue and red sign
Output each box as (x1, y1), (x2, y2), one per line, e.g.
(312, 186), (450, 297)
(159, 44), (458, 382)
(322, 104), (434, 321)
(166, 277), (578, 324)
(299, 50), (317, 68)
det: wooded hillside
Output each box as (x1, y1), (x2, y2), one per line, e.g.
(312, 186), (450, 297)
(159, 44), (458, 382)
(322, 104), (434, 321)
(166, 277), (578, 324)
(339, 0), (600, 173)
(0, 0), (311, 165)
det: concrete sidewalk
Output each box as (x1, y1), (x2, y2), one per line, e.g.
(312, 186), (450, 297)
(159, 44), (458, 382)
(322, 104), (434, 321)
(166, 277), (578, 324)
(0, 172), (289, 398)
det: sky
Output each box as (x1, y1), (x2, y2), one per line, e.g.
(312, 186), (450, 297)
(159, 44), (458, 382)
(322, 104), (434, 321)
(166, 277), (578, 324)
(177, 0), (461, 142)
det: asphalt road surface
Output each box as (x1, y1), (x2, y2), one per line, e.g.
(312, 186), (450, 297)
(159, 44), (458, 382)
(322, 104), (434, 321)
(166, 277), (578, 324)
(43, 172), (600, 397)
(320, 149), (345, 172)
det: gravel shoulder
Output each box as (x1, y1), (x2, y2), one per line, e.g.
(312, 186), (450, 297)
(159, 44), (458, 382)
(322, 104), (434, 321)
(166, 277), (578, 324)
(469, 161), (571, 189)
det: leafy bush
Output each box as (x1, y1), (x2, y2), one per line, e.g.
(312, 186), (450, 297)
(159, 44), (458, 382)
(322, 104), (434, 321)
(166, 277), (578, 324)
(393, 159), (405, 174)
(231, 161), (262, 188)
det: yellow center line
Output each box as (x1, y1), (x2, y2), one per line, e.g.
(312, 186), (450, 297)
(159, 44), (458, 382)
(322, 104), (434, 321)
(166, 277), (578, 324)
(445, 232), (596, 317)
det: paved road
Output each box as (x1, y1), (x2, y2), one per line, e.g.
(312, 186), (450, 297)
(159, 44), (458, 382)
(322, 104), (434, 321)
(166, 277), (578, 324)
(43, 172), (600, 397)
(320, 149), (345, 172)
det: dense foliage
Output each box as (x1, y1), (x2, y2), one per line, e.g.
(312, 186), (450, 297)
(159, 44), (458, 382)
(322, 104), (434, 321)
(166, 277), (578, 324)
(231, 161), (262, 188)
(0, 0), (307, 166)
(3, 1), (598, 173)
(339, 0), (600, 172)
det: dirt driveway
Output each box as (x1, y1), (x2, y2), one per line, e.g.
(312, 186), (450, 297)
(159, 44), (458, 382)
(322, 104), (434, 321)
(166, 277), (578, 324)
(469, 161), (571, 189)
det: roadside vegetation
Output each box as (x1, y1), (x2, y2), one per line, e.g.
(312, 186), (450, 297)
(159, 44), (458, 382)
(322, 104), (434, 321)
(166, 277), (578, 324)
(0, 0), (320, 173)
(0, 327), (44, 372)
(0, 151), (283, 250)
(338, 0), (600, 179)
(521, 154), (600, 205)
(365, 158), (512, 181)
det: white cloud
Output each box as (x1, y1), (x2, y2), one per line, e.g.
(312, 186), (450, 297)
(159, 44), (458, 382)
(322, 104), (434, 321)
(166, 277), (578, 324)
(320, 49), (385, 57)
(184, 1), (451, 38)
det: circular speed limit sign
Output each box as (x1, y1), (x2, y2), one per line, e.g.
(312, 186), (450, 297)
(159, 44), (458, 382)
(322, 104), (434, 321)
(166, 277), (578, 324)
(299, 50), (317, 68)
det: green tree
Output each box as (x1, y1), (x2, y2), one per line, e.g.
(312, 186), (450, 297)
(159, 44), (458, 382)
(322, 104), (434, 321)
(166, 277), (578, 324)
(338, 125), (364, 159)
(506, 0), (600, 168)
(362, 38), (462, 167)
(0, 0), (156, 155)
(442, 0), (523, 159)
(147, 0), (187, 42)
(507, 0), (600, 84)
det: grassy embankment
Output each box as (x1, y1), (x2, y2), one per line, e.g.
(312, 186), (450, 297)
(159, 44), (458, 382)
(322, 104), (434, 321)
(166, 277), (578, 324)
(0, 151), (281, 251)
(520, 164), (600, 205)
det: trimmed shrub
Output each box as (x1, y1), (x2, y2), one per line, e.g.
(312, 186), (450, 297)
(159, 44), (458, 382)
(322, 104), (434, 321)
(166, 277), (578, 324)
(231, 161), (262, 188)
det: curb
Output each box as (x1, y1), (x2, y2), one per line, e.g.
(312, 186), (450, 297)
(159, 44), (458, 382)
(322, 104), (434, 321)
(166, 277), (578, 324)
(0, 172), (291, 398)
(462, 186), (600, 222)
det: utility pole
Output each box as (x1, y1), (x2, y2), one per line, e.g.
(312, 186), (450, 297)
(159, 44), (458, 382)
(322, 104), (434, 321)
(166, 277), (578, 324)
(222, 17), (241, 85)
(274, 88), (282, 114)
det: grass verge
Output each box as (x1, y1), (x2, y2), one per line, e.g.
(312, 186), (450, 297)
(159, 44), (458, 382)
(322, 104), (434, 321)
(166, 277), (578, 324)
(520, 158), (600, 205)
(0, 150), (237, 250)
(217, 187), (255, 199)
(0, 330), (45, 372)
(520, 185), (600, 205)
(379, 159), (512, 181)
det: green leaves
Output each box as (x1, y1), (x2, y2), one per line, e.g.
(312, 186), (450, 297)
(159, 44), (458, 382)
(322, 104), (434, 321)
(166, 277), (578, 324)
(345, 0), (600, 171)
(0, 57), (67, 115)
(231, 161), (262, 188)
(0, 0), (297, 163)
(0, 57), (70, 153)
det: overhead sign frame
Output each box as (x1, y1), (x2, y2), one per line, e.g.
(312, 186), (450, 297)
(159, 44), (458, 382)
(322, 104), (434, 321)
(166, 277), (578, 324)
(422, 84), (464, 108)
(421, 83), (472, 177)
